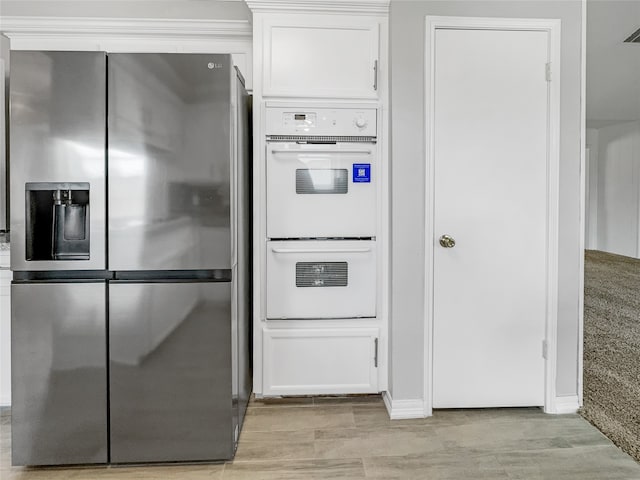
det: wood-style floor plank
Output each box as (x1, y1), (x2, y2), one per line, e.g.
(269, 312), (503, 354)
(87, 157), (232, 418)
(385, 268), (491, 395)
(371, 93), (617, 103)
(2, 398), (640, 479)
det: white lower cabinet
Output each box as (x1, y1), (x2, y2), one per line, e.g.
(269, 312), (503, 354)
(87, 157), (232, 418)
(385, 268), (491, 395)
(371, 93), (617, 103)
(262, 326), (379, 396)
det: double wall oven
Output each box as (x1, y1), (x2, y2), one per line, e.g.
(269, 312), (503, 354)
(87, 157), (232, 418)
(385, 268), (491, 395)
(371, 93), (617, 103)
(265, 106), (377, 320)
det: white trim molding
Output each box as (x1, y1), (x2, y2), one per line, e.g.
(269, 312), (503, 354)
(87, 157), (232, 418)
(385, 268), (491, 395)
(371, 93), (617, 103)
(578, 0), (587, 410)
(423, 16), (562, 416)
(551, 395), (581, 415)
(0, 16), (252, 39)
(383, 391), (426, 420)
(246, 0), (390, 15)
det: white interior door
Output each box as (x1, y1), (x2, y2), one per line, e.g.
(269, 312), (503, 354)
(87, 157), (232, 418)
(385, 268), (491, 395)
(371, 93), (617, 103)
(432, 28), (549, 408)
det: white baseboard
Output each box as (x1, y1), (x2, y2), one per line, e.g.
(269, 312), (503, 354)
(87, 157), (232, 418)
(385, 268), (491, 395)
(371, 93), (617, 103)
(0, 394), (10, 407)
(548, 395), (580, 414)
(382, 391), (427, 419)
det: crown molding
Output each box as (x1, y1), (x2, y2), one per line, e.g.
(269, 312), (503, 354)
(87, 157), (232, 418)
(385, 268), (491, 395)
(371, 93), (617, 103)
(245, 0), (390, 15)
(0, 16), (252, 39)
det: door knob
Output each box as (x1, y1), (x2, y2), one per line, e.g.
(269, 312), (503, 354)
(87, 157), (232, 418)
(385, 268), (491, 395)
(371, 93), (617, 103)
(439, 234), (456, 248)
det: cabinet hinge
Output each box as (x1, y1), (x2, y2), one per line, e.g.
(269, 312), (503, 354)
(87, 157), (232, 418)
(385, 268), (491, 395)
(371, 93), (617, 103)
(373, 60), (378, 91)
(545, 62), (552, 82)
(542, 339), (548, 359)
(374, 337), (379, 368)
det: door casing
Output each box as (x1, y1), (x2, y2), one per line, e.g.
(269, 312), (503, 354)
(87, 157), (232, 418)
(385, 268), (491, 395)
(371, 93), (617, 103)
(423, 16), (562, 415)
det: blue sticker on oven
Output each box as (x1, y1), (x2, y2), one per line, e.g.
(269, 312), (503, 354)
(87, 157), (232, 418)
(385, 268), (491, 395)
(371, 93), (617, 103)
(353, 164), (371, 183)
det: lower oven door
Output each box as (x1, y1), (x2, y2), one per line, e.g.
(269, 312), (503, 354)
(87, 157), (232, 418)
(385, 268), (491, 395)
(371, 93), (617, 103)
(266, 142), (377, 238)
(266, 239), (376, 319)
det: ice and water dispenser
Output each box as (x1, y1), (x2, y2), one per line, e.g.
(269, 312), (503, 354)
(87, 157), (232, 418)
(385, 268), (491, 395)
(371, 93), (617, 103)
(25, 182), (90, 261)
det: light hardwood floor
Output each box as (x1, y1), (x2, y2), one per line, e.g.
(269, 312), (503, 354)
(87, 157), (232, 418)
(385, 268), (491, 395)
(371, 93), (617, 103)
(2, 396), (640, 479)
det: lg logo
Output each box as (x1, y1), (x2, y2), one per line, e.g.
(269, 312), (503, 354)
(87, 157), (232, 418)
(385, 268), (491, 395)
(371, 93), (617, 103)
(207, 62), (224, 69)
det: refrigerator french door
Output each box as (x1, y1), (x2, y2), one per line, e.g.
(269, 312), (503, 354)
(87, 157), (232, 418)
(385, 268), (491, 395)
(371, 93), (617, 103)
(10, 51), (107, 271)
(108, 53), (232, 272)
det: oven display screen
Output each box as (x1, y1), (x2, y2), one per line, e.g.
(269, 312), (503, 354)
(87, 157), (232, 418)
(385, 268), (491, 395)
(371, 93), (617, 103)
(294, 114), (306, 120)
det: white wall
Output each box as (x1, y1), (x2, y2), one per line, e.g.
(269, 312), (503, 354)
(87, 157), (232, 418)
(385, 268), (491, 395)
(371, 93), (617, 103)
(592, 121), (640, 257)
(585, 1), (640, 259)
(0, 1), (251, 21)
(585, 128), (599, 249)
(389, 0), (583, 401)
(586, 0), (640, 124)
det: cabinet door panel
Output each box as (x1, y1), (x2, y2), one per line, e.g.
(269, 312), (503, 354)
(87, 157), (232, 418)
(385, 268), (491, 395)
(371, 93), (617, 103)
(263, 327), (379, 395)
(263, 18), (379, 99)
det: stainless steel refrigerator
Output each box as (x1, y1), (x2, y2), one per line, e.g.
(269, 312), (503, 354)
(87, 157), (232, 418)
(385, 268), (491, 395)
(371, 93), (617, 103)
(10, 51), (251, 466)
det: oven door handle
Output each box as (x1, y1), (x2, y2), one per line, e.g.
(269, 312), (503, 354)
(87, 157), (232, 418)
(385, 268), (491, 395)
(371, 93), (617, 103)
(271, 247), (372, 254)
(270, 149), (373, 155)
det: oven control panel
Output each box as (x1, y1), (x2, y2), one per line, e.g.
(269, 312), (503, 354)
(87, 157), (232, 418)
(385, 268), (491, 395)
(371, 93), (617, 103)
(265, 106), (377, 137)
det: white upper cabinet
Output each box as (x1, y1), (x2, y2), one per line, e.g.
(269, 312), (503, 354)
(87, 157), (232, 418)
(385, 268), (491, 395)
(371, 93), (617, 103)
(261, 16), (380, 99)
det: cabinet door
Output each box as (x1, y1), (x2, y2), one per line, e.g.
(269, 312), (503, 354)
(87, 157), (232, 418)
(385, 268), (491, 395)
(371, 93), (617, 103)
(263, 327), (379, 395)
(262, 16), (380, 99)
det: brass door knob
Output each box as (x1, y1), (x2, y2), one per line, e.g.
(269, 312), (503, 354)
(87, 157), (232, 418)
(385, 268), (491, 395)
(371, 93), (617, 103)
(439, 234), (456, 248)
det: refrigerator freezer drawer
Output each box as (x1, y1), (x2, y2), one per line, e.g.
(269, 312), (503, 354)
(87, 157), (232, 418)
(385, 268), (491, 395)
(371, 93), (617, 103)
(11, 282), (108, 466)
(109, 281), (233, 463)
(266, 240), (376, 319)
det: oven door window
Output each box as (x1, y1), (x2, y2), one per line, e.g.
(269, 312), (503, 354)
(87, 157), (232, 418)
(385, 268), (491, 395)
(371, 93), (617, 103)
(296, 261), (348, 287)
(296, 169), (348, 194)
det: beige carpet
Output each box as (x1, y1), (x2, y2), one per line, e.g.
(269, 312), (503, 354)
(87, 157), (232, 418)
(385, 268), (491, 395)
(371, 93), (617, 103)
(582, 249), (640, 462)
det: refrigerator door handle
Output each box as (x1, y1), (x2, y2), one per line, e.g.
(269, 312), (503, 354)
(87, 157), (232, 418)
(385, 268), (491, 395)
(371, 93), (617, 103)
(231, 101), (238, 271)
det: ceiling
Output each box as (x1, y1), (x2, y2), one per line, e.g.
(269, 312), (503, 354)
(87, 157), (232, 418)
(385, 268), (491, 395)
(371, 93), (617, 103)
(587, 0), (640, 124)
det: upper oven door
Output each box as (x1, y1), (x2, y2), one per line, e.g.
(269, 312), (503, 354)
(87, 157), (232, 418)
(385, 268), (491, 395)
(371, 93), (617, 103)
(266, 142), (377, 239)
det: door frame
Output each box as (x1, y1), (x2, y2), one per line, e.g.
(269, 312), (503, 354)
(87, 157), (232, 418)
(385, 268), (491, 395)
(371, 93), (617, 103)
(423, 16), (561, 415)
